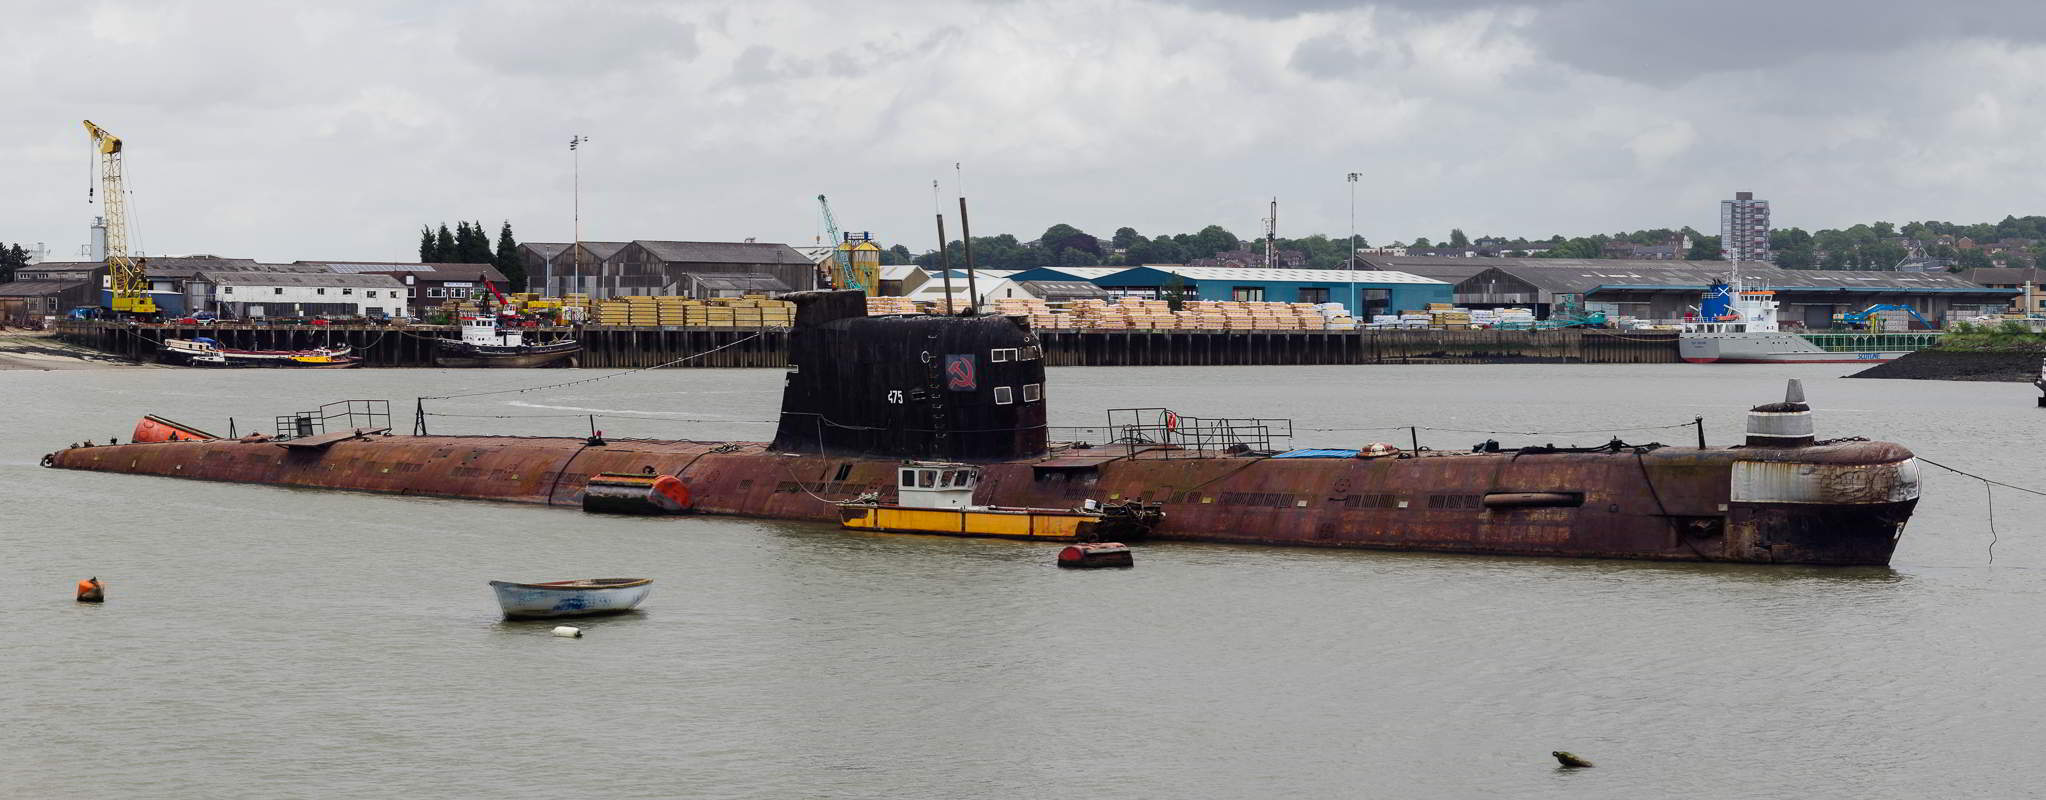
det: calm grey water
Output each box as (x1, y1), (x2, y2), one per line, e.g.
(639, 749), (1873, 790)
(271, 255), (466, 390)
(2, 363), (2041, 799)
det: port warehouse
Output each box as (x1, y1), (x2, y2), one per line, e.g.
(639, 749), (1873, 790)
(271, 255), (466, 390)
(528, 240), (818, 299)
(0, 257), (509, 320)
(1361, 257), (2018, 327)
(10, 249), (2009, 329)
(10, 246), (2011, 366)
(1018, 265), (1454, 316)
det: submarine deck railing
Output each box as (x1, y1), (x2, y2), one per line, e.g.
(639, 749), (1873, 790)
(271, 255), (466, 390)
(273, 400), (390, 441)
(1046, 409), (1293, 459)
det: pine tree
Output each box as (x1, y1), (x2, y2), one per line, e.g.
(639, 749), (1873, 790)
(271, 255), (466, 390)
(471, 220), (492, 263)
(435, 224), (455, 262)
(494, 221), (523, 290)
(0, 243), (24, 283)
(418, 226), (437, 262)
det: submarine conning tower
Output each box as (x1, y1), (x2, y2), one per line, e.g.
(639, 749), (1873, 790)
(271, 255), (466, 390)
(1744, 378), (1816, 448)
(770, 290), (1049, 462)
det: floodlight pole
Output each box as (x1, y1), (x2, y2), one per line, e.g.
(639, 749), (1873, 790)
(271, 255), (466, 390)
(1347, 172), (1361, 314)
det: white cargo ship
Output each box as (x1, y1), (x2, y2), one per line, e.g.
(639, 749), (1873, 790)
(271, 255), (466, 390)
(1678, 272), (1914, 364)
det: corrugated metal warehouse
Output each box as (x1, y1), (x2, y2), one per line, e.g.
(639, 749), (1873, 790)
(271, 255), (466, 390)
(1090, 266), (1452, 316)
(529, 240), (815, 300)
(1361, 256), (2014, 325)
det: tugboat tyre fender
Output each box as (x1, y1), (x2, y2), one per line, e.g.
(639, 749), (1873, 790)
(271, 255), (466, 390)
(40, 452), (56, 468)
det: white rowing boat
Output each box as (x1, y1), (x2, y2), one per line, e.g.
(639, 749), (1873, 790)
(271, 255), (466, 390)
(488, 578), (652, 619)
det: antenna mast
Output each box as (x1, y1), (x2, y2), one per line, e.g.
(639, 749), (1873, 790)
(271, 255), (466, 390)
(1263, 197), (1278, 268)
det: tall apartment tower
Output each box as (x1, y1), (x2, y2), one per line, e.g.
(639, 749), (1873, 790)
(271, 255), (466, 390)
(1719, 191), (1771, 262)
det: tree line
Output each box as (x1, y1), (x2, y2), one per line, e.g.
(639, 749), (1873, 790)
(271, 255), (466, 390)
(900, 213), (2046, 274)
(417, 221), (526, 289)
(909, 223), (1368, 270)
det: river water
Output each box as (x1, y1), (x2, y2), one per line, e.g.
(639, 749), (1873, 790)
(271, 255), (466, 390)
(2, 363), (2040, 799)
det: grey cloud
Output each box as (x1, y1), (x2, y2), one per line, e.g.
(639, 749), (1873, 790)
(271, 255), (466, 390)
(1289, 33), (1405, 78)
(1171, 0), (1525, 15)
(457, 4), (698, 77)
(730, 44), (815, 85)
(1519, 0), (2046, 86)
(1170, 0), (2046, 85)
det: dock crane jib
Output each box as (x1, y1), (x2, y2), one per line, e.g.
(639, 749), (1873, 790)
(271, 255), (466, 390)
(83, 119), (155, 315)
(817, 194), (862, 292)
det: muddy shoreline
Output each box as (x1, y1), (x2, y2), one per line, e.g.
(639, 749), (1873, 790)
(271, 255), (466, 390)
(0, 331), (148, 370)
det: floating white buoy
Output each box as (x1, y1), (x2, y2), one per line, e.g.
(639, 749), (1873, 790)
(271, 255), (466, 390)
(551, 626), (583, 638)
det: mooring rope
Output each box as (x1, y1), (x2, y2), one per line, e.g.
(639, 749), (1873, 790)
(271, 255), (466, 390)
(1915, 457), (2046, 567)
(421, 332), (765, 400)
(1918, 458), (2046, 499)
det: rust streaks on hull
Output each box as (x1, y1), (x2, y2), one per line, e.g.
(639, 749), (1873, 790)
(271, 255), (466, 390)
(46, 438), (1914, 565)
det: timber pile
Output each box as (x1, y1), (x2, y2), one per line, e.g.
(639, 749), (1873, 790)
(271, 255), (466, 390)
(589, 295), (795, 327)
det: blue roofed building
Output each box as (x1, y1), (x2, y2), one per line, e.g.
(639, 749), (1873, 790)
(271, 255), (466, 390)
(1087, 266), (1452, 317)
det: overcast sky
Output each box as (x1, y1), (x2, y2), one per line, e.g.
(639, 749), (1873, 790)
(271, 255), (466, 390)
(7, 0), (2046, 262)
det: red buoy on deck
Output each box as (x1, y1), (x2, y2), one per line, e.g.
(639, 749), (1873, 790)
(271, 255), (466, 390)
(1058, 542), (1133, 568)
(649, 475), (693, 512)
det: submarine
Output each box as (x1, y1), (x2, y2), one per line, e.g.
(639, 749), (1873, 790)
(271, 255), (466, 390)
(44, 290), (1921, 565)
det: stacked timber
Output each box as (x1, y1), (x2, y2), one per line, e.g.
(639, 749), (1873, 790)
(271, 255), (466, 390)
(655, 296), (692, 326)
(591, 299), (634, 326)
(867, 297), (920, 315)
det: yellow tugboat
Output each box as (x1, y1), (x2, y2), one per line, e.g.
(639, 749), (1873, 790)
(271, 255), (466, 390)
(837, 462), (1162, 542)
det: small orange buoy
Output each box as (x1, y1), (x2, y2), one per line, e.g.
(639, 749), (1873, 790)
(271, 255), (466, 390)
(1058, 542), (1134, 569)
(76, 577), (104, 603)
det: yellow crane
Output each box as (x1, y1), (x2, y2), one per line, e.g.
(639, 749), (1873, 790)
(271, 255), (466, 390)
(83, 120), (155, 315)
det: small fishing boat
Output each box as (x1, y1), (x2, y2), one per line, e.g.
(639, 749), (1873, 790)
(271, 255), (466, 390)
(489, 578), (652, 619)
(159, 337), (363, 368)
(837, 461), (1163, 541)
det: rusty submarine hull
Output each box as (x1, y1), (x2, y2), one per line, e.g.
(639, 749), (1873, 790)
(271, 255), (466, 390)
(42, 291), (1921, 566)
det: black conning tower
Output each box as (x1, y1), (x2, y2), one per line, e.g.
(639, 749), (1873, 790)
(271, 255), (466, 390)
(771, 291), (1050, 461)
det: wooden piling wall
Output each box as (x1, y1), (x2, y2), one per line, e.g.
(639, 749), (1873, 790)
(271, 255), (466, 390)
(52, 322), (1676, 368)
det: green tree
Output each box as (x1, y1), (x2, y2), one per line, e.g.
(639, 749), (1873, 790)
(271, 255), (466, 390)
(1535, 237), (1602, 259)
(418, 226), (438, 262)
(1958, 248), (1994, 269)
(1190, 225), (1239, 260)
(493, 221), (523, 290)
(0, 243), (24, 282)
(1773, 248), (1817, 270)
(1411, 236), (1432, 248)
(1038, 223), (1100, 260)
(1111, 227), (1141, 251)
(881, 244), (913, 266)
(1448, 228), (1469, 247)
(1685, 236), (1722, 260)
(434, 224), (456, 262)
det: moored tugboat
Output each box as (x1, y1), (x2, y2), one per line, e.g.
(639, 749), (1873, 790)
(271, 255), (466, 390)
(434, 316), (581, 368)
(838, 461), (1163, 541)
